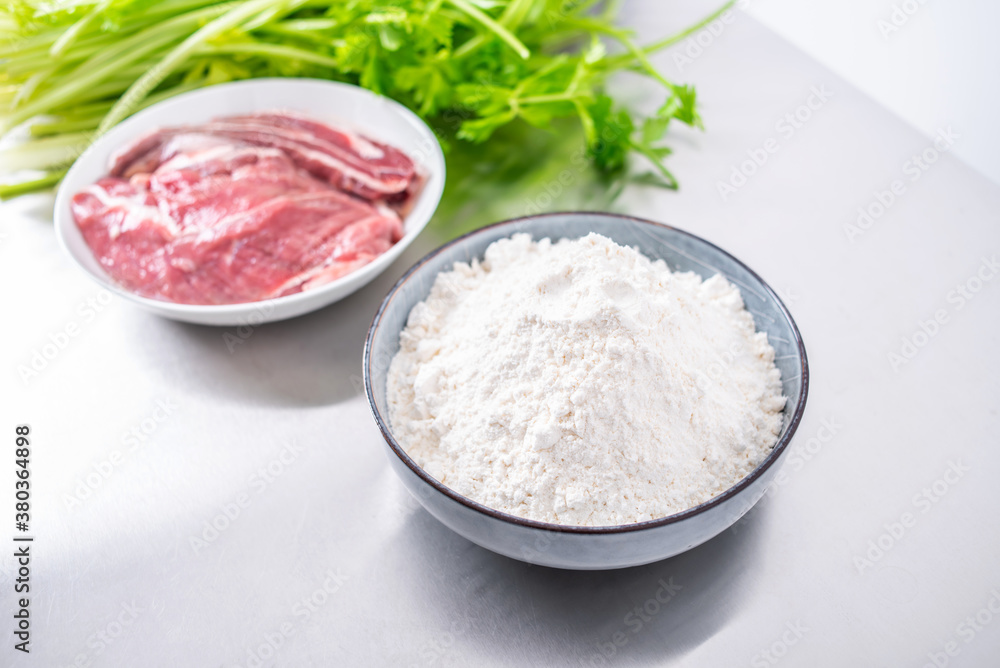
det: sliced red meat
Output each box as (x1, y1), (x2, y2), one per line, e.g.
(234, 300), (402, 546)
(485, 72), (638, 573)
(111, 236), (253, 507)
(73, 111), (418, 306)
(71, 178), (176, 291)
(217, 111), (416, 199)
(161, 191), (401, 304)
(108, 111), (418, 204)
(147, 144), (328, 231)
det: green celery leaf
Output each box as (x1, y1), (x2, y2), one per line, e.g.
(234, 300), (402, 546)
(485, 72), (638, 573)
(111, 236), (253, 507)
(457, 109), (517, 142)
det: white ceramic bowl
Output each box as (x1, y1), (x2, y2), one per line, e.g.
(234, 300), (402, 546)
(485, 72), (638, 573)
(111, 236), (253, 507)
(365, 213), (810, 570)
(54, 78), (446, 326)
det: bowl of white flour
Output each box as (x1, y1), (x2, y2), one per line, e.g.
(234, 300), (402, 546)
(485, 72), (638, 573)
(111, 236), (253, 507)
(364, 212), (808, 570)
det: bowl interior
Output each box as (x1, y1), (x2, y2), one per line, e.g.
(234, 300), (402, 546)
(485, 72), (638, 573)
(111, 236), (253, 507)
(366, 213), (808, 529)
(54, 78), (445, 324)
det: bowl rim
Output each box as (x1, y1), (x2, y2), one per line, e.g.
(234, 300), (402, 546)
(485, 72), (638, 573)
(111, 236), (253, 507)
(53, 77), (446, 319)
(364, 212), (810, 535)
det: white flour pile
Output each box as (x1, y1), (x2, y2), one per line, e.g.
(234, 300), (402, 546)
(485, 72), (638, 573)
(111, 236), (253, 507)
(386, 233), (786, 526)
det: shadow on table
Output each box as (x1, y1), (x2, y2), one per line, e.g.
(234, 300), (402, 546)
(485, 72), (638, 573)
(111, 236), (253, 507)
(388, 497), (771, 666)
(130, 242), (430, 408)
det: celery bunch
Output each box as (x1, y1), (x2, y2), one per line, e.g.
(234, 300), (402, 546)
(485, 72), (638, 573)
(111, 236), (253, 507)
(0, 0), (730, 200)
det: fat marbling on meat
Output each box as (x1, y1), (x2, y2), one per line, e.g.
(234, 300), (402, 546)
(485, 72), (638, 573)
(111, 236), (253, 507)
(72, 111), (423, 305)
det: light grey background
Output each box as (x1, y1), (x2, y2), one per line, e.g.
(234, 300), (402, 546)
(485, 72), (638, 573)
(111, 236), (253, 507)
(2, 2), (999, 667)
(746, 0), (1000, 186)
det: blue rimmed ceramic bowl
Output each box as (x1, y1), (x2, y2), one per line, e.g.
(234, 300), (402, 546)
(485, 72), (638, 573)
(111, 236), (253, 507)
(364, 212), (809, 570)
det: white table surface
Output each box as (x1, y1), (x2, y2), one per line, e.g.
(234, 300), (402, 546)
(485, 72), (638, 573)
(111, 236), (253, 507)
(3, 3), (999, 667)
